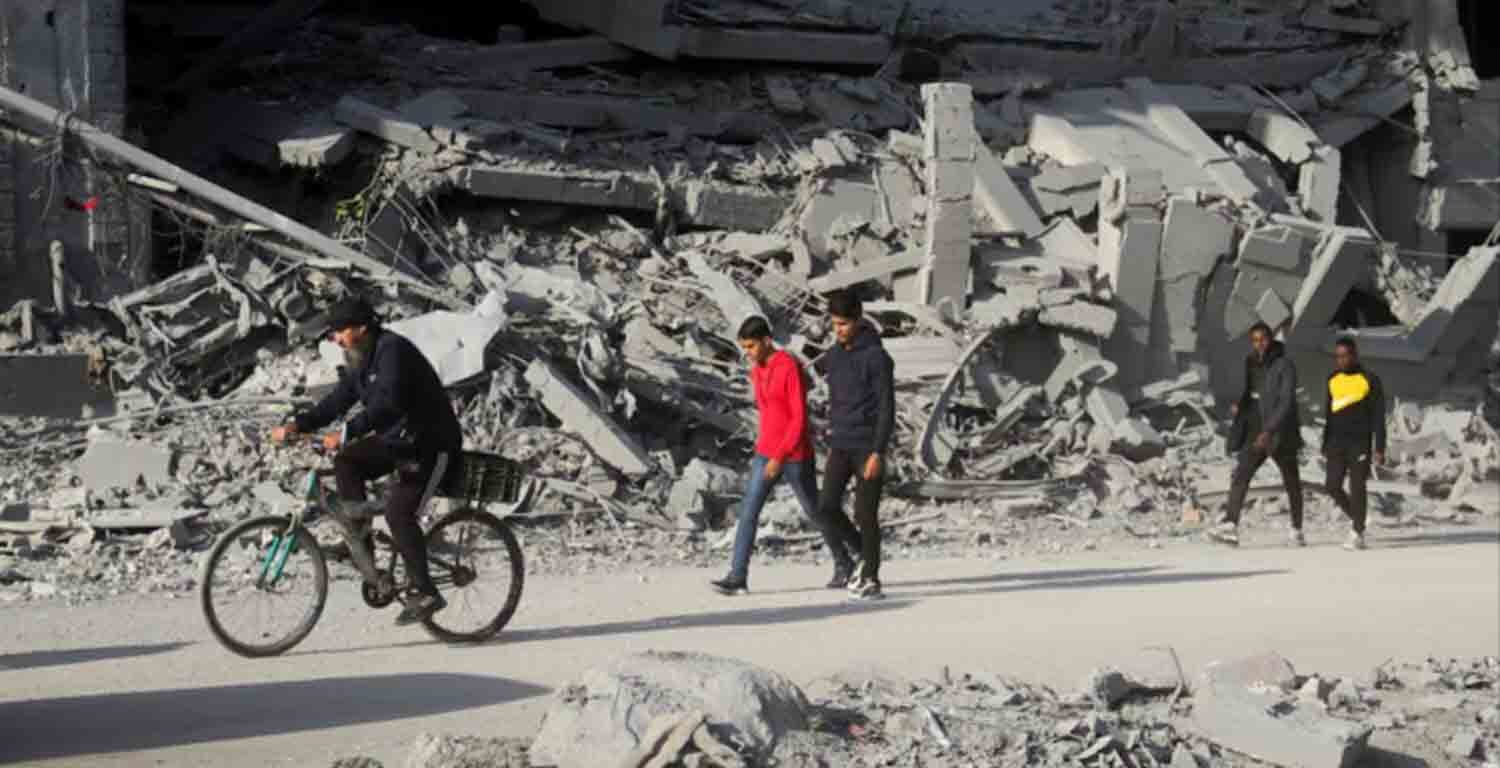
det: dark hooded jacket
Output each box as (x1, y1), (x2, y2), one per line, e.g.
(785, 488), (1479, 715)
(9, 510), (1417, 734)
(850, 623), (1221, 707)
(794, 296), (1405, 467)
(1228, 339), (1302, 455)
(816, 323), (896, 455)
(295, 328), (463, 458)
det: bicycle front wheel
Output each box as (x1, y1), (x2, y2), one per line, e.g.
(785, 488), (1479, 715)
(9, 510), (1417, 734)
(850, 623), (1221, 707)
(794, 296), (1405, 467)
(421, 508), (524, 643)
(200, 515), (328, 658)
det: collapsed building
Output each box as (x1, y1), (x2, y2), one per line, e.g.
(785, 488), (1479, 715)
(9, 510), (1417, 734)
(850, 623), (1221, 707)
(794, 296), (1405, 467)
(0, 0), (1498, 546)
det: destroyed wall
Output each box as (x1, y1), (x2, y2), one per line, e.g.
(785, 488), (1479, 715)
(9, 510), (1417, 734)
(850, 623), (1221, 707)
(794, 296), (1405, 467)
(0, 0), (149, 311)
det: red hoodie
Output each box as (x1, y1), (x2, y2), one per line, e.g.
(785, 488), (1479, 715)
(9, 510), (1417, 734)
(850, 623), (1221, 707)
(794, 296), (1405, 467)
(751, 349), (812, 462)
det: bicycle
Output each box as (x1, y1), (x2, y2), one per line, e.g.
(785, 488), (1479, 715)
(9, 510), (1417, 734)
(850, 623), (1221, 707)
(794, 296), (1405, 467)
(199, 439), (534, 658)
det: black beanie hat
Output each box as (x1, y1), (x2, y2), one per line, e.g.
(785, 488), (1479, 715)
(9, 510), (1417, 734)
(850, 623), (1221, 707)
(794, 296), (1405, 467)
(326, 297), (378, 331)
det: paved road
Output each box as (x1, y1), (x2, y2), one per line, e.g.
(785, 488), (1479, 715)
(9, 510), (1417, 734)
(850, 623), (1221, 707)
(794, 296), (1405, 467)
(1, 525), (1496, 767)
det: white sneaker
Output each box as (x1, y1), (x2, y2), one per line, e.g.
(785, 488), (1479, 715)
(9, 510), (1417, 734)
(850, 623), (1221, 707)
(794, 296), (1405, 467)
(847, 575), (866, 594)
(1343, 531), (1366, 551)
(1288, 529), (1306, 547)
(1208, 522), (1239, 546)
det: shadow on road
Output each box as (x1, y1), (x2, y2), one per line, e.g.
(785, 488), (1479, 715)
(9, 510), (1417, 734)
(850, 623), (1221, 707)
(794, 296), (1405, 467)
(1373, 528), (1500, 549)
(898, 567), (1288, 601)
(0, 672), (547, 764)
(0, 642), (191, 671)
(291, 598), (909, 658)
(758, 566), (1165, 597)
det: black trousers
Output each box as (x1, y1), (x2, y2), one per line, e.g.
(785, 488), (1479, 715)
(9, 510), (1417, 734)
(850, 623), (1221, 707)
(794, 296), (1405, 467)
(333, 437), (452, 596)
(1324, 442), (1370, 534)
(818, 447), (885, 581)
(1223, 445), (1304, 529)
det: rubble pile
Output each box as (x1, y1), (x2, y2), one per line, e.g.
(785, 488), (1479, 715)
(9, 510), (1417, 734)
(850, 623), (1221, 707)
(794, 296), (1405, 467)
(2, 1), (1499, 600)
(329, 651), (1500, 767)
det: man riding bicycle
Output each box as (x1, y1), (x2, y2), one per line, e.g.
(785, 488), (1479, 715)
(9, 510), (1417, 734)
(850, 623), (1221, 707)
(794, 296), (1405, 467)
(270, 296), (462, 626)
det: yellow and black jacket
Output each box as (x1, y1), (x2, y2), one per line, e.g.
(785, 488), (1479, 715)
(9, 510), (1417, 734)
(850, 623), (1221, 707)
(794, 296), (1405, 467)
(1322, 366), (1386, 454)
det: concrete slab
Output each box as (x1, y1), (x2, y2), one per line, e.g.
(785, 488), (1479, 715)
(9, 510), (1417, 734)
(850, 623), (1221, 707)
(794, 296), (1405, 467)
(1118, 79), (1263, 205)
(1298, 145), (1342, 224)
(809, 251), (924, 293)
(525, 360), (652, 477)
(1159, 197), (1234, 281)
(1024, 113), (1098, 167)
(1098, 214), (1163, 327)
(79, 437), (175, 491)
(1193, 654), (1373, 768)
(458, 166), (657, 211)
(883, 336), (964, 381)
(1255, 288), (1292, 330)
(798, 180), (881, 262)
(1289, 227), (1377, 341)
(973, 144), (1045, 238)
(0, 354), (116, 419)
(686, 251), (768, 332)
(1238, 225), (1309, 273)
(334, 95), (440, 154)
(683, 183), (787, 232)
(1247, 109), (1317, 164)
(1038, 301), (1118, 339)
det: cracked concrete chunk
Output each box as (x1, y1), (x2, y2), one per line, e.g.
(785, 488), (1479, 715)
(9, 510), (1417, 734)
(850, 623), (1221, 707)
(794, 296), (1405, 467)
(80, 436), (175, 491)
(1289, 227), (1377, 341)
(525, 360), (651, 476)
(973, 144), (1044, 238)
(530, 651), (809, 768)
(1255, 289), (1292, 330)
(1193, 653), (1372, 768)
(1238, 225), (1307, 272)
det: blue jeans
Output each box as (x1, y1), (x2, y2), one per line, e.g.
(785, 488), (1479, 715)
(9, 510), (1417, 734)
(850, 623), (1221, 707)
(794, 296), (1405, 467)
(729, 455), (847, 581)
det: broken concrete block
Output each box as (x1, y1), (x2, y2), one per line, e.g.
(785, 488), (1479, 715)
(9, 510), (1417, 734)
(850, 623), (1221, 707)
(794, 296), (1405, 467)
(383, 300), (506, 386)
(1255, 289), (1292, 330)
(1288, 227), (1377, 341)
(1098, 214), (1163, 327)
(1026, 113), (1097, 166)
(459, 166), (657, 211)
(79, 437), (175, 491)
(525, 360), (652, 476)
(1298, 145), (1342, 224)
(972, 144), (1045, 238)
(1039, 301), (1118, 340)
(1159, 197), (1234, 281)
(398, 90), (470, 126)
(1247, 109), (1317, 165)
(683, 182), (788, 233)
(0, 354), (116, 419)
(1098, 166), (1165, 223)
(920, 83), (976, 162)
(1123, 78), (1265, 206)
(1238, 225), (1308, 272)
(334, 95), (440, 154)
(883, 336), (963, 381)
(764, 76), (805, 115)
(686, 252), (768, 332)
(809, 251), (924, 294)
(1193, 653), (1373, 768)
(530, 651), (809, 768)
(1045, 355), (1119, 403)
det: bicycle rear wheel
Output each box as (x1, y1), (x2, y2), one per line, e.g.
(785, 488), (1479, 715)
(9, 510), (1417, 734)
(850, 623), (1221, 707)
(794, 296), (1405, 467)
(200, 515), (328, 658)
(421, 508), (524, 643)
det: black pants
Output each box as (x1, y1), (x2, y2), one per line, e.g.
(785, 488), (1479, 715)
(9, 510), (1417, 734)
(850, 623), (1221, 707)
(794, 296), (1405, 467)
(818, 447), (884, 581)
(1324, 442), (1370, 533)
(1223, 445), (1304, 529)
(333, 437), (452, 596)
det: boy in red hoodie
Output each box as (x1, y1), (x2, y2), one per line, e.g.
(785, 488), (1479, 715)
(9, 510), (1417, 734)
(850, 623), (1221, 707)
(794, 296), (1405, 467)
(711, 316), (859, 595)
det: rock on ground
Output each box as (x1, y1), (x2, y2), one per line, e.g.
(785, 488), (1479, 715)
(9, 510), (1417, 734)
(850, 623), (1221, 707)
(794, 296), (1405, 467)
(406, 733), (530, 768)
(529, 650), (810, 768)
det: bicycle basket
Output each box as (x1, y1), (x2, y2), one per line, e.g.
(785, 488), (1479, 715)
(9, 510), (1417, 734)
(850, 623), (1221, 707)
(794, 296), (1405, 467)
(441, 451), (525, 502)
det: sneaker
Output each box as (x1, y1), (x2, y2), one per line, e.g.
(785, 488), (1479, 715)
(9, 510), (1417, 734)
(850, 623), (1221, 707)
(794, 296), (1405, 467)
(1343, 531), (1366, 551)
(394, 592), (446, 626)
(850, 579), (884, 601)
(1288, 529), (1306, 547)
(827, 563), (854, 589)
(846, 575), (866, 594)
(710, 577), (749, 596)
(1207, 522), (1239, 546)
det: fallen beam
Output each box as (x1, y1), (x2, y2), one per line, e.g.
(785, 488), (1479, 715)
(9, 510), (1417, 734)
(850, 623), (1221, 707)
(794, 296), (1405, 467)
(525, 359), (653, 476)
(0, 83), (464, 310)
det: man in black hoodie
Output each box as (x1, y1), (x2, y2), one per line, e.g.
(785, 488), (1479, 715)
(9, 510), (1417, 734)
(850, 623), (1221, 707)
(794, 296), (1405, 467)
(270, 297), (462, 626)
(1213, 322), (1305, 547)
(1323, 337), (1386, 551)
(815, 291), (895, 600)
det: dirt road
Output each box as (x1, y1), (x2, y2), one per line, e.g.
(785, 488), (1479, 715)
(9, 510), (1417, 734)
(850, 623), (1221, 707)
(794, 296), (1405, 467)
(2, 525), (1496, 767)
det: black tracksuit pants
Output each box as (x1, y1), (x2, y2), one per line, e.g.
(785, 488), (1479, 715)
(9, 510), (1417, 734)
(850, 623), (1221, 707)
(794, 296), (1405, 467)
(1324, 442), (1371, 533)
(818, 447), (885, 582)
(333, 437), (453, 596)
(1223, 445), (1304, 529)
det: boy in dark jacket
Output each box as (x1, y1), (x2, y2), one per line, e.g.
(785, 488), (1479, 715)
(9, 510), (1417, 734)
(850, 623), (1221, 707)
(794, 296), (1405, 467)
(815, 292), (895, 600)
(1213, 322), (1305, 547)
(1323, 337), (1386, 551)
(271, 297), (462, 626)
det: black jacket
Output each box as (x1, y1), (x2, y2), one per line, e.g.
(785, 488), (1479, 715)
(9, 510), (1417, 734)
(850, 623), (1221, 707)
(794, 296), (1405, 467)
(296, 329), (463, 456)
(1229, 340), (1302, 455)
(816, 323), (895, 454)
(1322, 365), (1386, 454)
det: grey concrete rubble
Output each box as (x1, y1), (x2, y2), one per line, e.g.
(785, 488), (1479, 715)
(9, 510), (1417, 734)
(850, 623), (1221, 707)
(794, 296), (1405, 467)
(0, 0), (1497, 609)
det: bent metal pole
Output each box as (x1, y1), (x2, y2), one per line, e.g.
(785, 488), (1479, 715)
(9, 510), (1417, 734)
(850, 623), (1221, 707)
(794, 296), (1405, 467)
(0, 84), (466, 310)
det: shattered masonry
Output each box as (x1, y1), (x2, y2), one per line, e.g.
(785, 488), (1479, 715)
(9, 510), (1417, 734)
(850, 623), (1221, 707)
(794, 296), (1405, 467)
(0, 1), (1497, 577)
